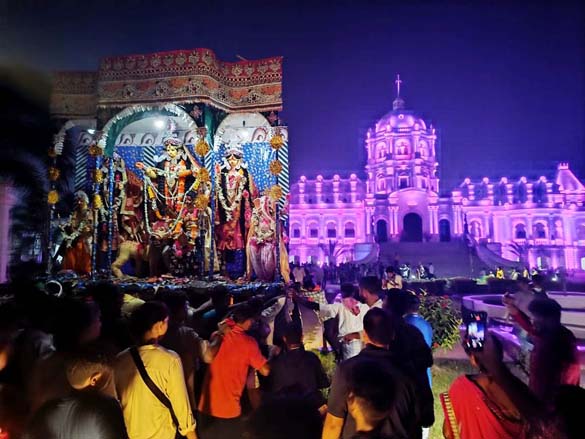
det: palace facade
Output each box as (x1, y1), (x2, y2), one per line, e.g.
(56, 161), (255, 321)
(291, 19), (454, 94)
(288, 77), (585, 272)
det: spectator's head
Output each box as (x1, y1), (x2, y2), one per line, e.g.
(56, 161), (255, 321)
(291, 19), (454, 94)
(385, 266), (395, 275)
(405, 294), (421, 315)
(25, 393), (128, 439)
(383, 289), (409, 317)
(211, 285), (229, 311)
(282, 322), (303, 348)
(347, 360), (396, 432)
(129, 301), (169, 343)
(303, 276), (316, 291)
(358, 276), (381, 300)
(531, 274), (544, 288)
(53, 299), (102, 352)
(340, 283), (356, 299)
(232, 302), (259, 331)
(159, 290), (189, 324)
(363, 308), (394, 347)
(86, 282), (123, 320)
(65, 342), (113, 392)
(464, 333), (503, 373)
(245, 396), (322, 439)
(528, 298), (562, 334)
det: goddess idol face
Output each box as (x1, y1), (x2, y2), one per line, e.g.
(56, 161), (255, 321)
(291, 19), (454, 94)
(227, 154), (242, 170)
(166, 143), (179, 159)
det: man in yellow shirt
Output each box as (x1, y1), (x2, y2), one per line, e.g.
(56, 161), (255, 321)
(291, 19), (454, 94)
(115, 301), (198, 439)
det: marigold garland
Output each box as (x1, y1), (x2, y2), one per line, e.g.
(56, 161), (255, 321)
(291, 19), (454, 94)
(48, 167), (60, 181)
(269, 159), (283, 176)
(268, 184), (283, 201)
(195, 167), (210, 183)
(88, 144), (103, 157)
(195, 139), (210, 156)
(194, 194), (210, 210)
(47, 190), (59, 205)
(269, 133), (284, 150)
(93, 194), (104, 209)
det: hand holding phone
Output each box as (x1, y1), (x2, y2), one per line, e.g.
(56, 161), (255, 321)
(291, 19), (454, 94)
(465, 311), (487, 352)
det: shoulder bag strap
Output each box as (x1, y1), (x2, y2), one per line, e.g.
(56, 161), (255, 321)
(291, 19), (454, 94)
(129, 346), (180, 429)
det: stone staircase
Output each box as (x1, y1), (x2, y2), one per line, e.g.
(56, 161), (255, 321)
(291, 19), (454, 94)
(379, 240), (482, 278)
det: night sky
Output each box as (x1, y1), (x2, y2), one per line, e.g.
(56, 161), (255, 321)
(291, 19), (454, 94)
(2, 0), (584, 192)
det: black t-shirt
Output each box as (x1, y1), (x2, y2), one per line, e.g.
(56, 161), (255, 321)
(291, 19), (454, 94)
(327, 345), (420, 439)
(267, 346), (330, 408)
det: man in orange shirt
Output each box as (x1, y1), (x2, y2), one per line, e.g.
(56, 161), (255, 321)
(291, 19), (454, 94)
(197, 303), (270, 439)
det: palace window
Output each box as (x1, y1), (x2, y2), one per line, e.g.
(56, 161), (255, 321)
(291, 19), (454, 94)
(292, 226), (301, 238)
(344, 223), (356, 238)
(309, 228), (319, 238)
(327, 223), (337, 238)
(514, 224), (527, 239)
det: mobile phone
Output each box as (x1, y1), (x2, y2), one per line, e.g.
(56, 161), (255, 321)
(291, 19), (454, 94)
(465, 311), (487, 352)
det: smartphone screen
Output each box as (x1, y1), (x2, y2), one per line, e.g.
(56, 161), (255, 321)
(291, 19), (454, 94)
(465, 311), (487, 351)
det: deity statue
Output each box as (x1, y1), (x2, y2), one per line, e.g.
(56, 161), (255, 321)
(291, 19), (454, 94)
(246, 195), (290, 283)
(137, 136), (200, 221)
(215, 145), (258, 279)
(60, 191), (93, 275)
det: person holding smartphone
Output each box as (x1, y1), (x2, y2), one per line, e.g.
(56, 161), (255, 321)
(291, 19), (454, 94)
(440, 333), (526, 439)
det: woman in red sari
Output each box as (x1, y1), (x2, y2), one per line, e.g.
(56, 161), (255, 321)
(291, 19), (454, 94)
(441, 337), (526, 439)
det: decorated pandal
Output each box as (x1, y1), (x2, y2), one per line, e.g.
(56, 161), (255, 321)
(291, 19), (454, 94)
(46, 49), (290, 291)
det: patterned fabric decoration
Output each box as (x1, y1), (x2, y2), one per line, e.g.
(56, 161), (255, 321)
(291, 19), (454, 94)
(52, 49), (283, 118)
(297, 289), (328, 306)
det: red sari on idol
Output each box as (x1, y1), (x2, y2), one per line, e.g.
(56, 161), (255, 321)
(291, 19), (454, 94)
(441, 375), (526, 439)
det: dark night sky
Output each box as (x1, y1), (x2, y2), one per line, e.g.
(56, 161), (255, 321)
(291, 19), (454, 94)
(2, 0), (584, 191)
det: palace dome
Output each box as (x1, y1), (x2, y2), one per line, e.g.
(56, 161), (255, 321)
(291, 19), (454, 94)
(376, 110), (427, 132)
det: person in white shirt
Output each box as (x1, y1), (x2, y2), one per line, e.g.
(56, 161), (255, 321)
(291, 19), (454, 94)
(318, 284), (370, 361)
(115, 302), (198, 439)
(296, 284), (369, 361)
(358, 276), (383, 308)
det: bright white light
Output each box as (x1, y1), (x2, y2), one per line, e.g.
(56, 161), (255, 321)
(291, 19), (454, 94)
(87, 129), (95, 134)
(154, 119), (165, 129)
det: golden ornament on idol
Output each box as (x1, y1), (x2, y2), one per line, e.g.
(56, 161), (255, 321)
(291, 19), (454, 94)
(195, 167), (210, 183)
(269, 159), (283, 176)
(88, 144), (103, 157)
(195, 139), (210, 156)
(93, 169), (104, 183)
(195, 194), (210, 209)
(268, 184), (283, 201)
(47, 190), (59, 205)
(48, 167), (61, 181)
(48, 148), (57, 158)
(269, 133), (284, 150)
(93, 194), (104, 209)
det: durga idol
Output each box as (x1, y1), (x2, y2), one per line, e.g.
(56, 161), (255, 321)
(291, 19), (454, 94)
(215, 145), (257, 279)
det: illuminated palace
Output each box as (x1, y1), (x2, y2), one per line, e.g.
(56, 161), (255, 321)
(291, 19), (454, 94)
(288, 76), (585, 273)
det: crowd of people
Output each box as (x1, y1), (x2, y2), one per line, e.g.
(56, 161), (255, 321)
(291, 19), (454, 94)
(0, 270), (582, 439)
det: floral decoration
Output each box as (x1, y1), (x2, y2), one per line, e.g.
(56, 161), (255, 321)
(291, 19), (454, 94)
(47, 190), (59, 205)
(269, 133), (284, 150)
(48, 167), (61, 181)
(88, 144), (103, 157)
(195, 139), (210, 156)
(269, 159), (283, 176)
(268, 184), (283, 201)
(194, 194), (209, 210)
